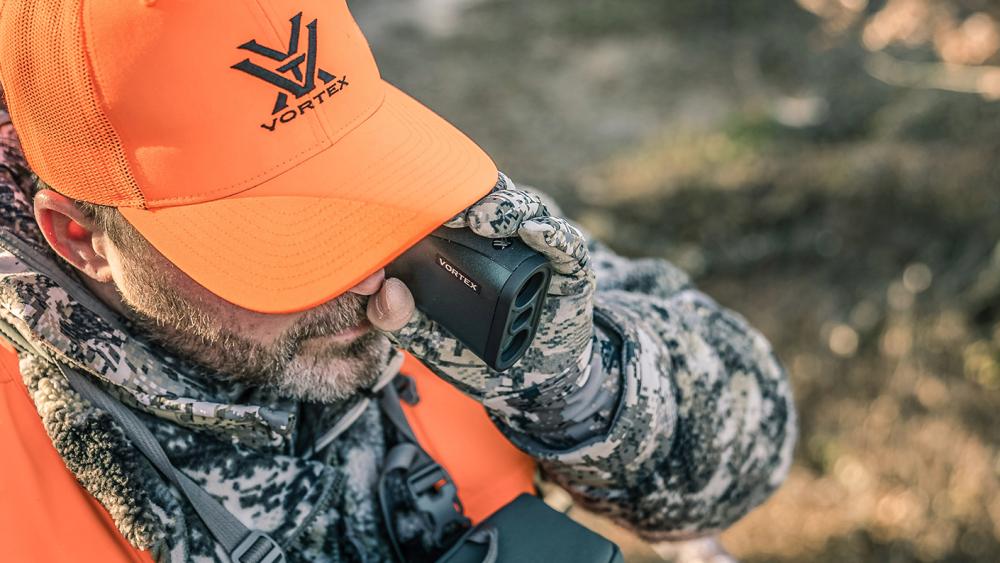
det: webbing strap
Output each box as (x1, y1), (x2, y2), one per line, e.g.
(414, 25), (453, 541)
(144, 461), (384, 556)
(378, 377), (420, 445)
(59, 363), (285, 563)
(377, 376), (472, 562)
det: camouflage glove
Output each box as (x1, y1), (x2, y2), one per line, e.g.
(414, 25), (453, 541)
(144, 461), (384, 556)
(371, 174), (596, 400)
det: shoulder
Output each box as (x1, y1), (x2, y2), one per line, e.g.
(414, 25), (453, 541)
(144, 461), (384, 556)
(0, 339), (153, 562)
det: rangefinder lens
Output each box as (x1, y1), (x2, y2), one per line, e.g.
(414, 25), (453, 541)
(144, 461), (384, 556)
(514, 271), (546, 308)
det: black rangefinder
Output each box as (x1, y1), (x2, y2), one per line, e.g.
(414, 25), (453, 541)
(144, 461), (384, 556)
(385, 227), (551, 371)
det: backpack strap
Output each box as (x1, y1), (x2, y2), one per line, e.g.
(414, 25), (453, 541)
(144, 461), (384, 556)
(59, 362), (285, 563)
(0, 312), (284, 563)
(377, 374), (471, 562)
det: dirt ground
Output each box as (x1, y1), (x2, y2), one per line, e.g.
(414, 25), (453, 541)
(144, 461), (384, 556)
(353, 1), (1000, 561)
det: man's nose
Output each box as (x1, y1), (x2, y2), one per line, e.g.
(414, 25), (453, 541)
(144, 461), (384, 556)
(348, 268), (386, 296)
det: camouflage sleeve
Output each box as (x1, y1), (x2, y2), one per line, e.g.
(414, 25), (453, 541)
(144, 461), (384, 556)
(0, 110), (44, 245)
(487, 187), (798, 540)
(0, 109), (32, 188)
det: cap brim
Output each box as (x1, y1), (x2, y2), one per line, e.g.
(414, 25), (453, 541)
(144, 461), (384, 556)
(119, 81), (498, 314)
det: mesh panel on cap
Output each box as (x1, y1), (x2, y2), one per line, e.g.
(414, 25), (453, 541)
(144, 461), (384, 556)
(0, 0), (144, 207)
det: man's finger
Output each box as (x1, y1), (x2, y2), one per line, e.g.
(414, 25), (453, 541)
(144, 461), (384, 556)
(369, 284), (492, 394)
(518, 216), (591, 276)
(367, 277), (461, 360)
(366, 277), (416, 332)
(464, 187), (549, 238)
(443, 172), (515, 228)
(444, 173), (548, 236)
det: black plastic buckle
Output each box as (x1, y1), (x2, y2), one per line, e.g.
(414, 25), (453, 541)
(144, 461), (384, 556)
(408, 461), (447, 496)
(231, 531), (285, 563)
(406, 462), (470, 544)
(395, 373), (420, 405)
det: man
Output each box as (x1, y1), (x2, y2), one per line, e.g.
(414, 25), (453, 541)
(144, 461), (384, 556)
(0, 1), (796, 562)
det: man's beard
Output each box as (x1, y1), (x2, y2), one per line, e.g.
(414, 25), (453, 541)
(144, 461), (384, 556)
(114, 252), (391, 403)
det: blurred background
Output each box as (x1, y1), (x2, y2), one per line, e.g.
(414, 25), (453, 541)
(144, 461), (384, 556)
(353, 0), (1000, 561)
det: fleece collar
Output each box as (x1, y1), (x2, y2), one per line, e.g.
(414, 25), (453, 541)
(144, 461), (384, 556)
(0, 138), (400, 558)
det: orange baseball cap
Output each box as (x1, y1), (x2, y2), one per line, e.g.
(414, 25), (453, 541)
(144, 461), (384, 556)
(0, 0), (498, 313)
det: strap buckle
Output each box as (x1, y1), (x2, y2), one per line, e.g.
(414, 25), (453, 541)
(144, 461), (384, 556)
(231, 531), (284, 563)
(395, 373), (420, 405)
(406, 462), (470, 544)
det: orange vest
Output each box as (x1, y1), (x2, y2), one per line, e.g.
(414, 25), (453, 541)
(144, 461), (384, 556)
(0, 339), (535, 562)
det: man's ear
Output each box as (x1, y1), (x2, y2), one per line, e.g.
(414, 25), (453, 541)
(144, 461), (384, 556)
(33, 189), (114, 283)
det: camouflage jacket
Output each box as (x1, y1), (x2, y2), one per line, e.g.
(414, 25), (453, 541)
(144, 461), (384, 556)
(0, 120), (796, 561)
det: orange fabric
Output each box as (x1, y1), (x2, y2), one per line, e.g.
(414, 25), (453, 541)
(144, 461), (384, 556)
(0, 0), (498, 314)
(1, 339), (535, 557)
(0, 339), (154, 563)
(399, 352), (537, 523)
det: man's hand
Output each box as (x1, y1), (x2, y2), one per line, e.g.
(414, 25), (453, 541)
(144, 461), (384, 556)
(367, 175), (597, 398)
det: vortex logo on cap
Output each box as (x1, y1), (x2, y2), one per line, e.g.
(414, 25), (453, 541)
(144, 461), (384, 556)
(231, 12), (350, 131)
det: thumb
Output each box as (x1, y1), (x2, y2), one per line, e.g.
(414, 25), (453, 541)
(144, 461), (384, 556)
(367, 277), (494, 395)
(367, 278), (448, 357)
(366, 277), (415, 332)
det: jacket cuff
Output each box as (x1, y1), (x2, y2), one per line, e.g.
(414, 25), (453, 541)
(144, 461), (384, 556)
(485, 299), (674, 471)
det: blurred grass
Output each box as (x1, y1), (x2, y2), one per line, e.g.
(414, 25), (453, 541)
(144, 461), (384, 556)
(353, 1), (1000, 560)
